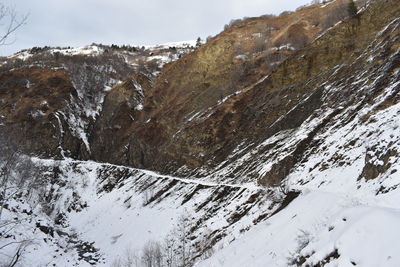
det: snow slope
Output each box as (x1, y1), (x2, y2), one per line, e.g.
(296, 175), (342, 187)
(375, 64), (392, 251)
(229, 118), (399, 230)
(198, 190), (400, 267)
(3, 148), (400, 267)
(0, 158), (278, 266)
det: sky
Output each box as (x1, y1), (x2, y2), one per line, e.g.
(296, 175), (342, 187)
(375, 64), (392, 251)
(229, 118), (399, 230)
(0, 0), (311, 56)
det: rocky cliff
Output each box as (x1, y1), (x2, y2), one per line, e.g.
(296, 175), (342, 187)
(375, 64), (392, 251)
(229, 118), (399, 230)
(125, 0), (400, 185)
(0, 43), (196, 160)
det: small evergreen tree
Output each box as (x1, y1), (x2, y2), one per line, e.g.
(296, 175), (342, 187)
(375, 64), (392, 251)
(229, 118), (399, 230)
(196, 37), (202, 47)
(348, 0), (358, 17)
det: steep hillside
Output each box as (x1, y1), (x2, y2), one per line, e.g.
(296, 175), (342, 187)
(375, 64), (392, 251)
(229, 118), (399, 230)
(0, 159), (274, 266)
(0, 43), (196, 159)
(127, 0), (400, 179)
(0, 0), (365, 168)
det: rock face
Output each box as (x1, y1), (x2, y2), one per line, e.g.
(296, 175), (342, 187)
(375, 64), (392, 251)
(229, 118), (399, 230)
(0, 67), (82, 158)
(90, 73), (151, 165)
(0, 44), (195, 160)
(126, 0), (400, 183)
(1, 0), (400, 187)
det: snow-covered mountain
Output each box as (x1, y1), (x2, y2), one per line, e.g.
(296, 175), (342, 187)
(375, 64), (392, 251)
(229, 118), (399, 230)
(1, 0), (400, 266)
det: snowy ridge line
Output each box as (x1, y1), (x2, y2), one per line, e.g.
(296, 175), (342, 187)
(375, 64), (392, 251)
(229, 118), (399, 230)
(144, 40), (198, 50)
(35, 157), (262, 190)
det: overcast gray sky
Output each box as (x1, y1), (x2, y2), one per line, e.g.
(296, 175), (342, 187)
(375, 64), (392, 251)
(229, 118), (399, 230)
(0, 0), (311, 56)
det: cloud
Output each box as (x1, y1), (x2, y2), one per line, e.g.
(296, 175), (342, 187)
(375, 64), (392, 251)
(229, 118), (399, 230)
(0, 0), (311, 56)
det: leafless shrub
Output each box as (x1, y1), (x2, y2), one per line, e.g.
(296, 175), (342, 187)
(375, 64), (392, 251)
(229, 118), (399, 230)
(195, 228), (214, 261)
(173, 214), (193, 267)
(278, 180), (290, 196)
(146, 60), (160, 72)
(296, 4), (310, 11)
(321, 0), (349, 31)
(0, 239), (35, 267)
(0, 130), (43, 266)
(142, 186), (155, 206)
(224, 60), (251, 95)
(0, 3), (28, 46)
(137, 58), (149, 74)
(269, 178), (290, 204)
(112, 247), (140, 267)
(356, 0), (369, 9)
(0, 131), (43, 219)
(252, 37), (269, 54)
(279, 11), (293, 17)
(274, 22), (309, 50)
(141, 241), (163, 267)
(260, 14), (276, 19)
(287, 229), (312, 265)
(163, 234), (177, 267)
(224, 19), (244, 30)
(116, 213), (211, 267)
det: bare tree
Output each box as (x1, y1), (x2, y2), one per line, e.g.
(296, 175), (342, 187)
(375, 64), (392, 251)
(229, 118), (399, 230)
(173, 214), (194, 267)
(0, 131), (43, 220)
(126, 248), (141, 267)
(0, 135), (19, 220)
(0, 239), (34, 266)
(0, 130), (43, 266)
(116, 212), (213, 267)
(140, 241), (163, 267)
(163, 234), (177, 267)
(153, 242), (163, 267)
(0, 3), (28, 46)
(112, 247), (140, 267)
(146, 214), (194, 267)
(141, 241), (156, 267)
